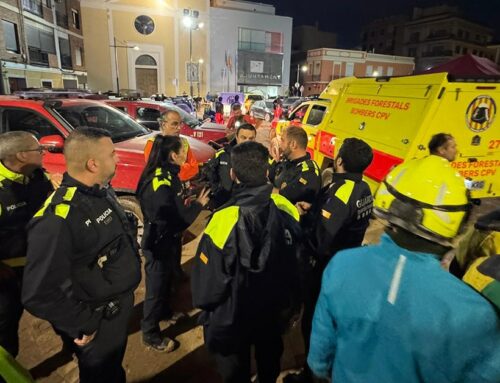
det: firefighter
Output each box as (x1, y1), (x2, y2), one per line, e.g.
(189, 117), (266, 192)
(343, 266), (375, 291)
(428, 132), (457, 162)
(205, 123), (257, 208)
(22, 128), (142, 383)
(307, 156), (500, 383)
(285, 138), (374, 383)
(0, 132), (53, 360)
(191, 141), (302, 383)
(143, 110), (199, 182)
(269, 126), (321, 205)
(137, 135), (210, 352)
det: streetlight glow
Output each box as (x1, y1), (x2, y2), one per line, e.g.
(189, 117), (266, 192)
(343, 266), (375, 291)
(301, 65), (308, 72)
(133, 46), (140, 51)
(183, 16), (193, 28)
(198, 58), (204, 64)
(198, 22), (204, 29)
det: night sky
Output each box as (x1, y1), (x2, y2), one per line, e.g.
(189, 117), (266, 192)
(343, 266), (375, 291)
(265, 0), (500, 48)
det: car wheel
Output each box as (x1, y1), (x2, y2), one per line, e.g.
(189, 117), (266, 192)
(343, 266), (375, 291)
(265, 113), (271, 122)
(118, 195), (144, 251)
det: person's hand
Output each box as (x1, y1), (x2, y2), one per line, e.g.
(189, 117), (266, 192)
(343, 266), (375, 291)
(196, 187), (211, 207)
(270, 141), (281, 162)
(49, 173), (63, 189)
(74, 331), (96, 347)
(296, 201), (312, 216)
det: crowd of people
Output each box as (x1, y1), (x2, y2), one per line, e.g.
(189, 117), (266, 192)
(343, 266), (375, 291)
(0, 108), (499, 383)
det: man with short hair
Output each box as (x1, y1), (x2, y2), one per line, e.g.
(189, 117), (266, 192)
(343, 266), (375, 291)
(22, 128), (141, 383)
(286, 138), (374, 383)
(192, 141), (302, 383)
(428, 133), (457, 162)
(225, 104), (255, 135)
(205, 123), (257, 208)
(307, 155), (500, 383)
(270, 126), (321, 205)
(0, 131), (53, 359)
(144, 109), (199, 181)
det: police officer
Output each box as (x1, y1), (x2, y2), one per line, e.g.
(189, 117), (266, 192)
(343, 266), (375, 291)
(205, 123), (257, 208)
(137, 135), (210, 352)
(285, 138), (374, 383)
(270, 126), (321, 205)
(0, 132), (53, 360)
(22, 128), (141, 383)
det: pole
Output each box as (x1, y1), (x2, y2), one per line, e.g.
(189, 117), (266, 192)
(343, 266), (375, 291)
(296, 63), (299, 85)
(114, 37), (120, 94)
(189, 27), (193, 97)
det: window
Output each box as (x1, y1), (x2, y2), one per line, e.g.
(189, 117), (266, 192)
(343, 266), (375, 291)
(63, 79), (77, 89)
(408, 48), (417, 57)
(345, 62), (354, 77)
(1, 108), (60, 138)
(71, 9), (80, 29)
(305, 105), (326, 126)
(26, 24), (56, 54)
(135, 55), (157, 66)
(455, 45), (461, 54)
(387, 66), (394, 76)
(59, 37), (72, 68)
(462, 47), (468, 54)
(137, 107), (161, 122)
(238, 28), (283, 53)
(41, 80), (52, 88)
(2, 20), (20, 53)
(289, 104), (309, 123)
(75, 47), (82, 66)
(365, 65), (373, 76)
(313, 61), (321, 75)
(44, 0), (51, 8)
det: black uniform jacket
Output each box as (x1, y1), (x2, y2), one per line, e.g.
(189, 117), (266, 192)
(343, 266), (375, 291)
(269, 153), (321, 204)
(139, 163), (203, 251)
(0, 161), (52, 268)
(205, 140), (236, 208)
(191, 183), (302, 351)
(303, 172), (373, 266)
(22, 174), (141, 338)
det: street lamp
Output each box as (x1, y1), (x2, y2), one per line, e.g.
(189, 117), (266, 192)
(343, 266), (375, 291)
(295, 64), (308, 96)
(183, 9), (203, 97)
(110, 37), (139, 94)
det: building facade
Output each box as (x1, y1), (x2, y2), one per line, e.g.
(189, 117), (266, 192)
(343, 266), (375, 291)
(81, 0), (210, 97)
(0, 0), (86, 93)
(303, 48), (414, 96)
(360, 5), (496, 72)
(209, 0), (292, 98)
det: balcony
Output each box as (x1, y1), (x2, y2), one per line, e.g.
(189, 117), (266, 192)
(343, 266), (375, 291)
(426, 32), (454, 41)
(61, 54), (72, 69)
(22, 0), (42, 16)
(421, 50), (453, 58)
(56, 11), (69, 29)
(28, 47), (49, 66)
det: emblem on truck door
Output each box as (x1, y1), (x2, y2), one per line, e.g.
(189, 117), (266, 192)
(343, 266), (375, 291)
(466, 95), (496, 133)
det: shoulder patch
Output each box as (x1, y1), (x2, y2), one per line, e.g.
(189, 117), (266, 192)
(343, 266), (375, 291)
(205, 206), (240, 249)
(215, 149), (226, 159)
(334, 180), (355, 205)
(271, 194), (300, 221)
(322, 209), (332, 219)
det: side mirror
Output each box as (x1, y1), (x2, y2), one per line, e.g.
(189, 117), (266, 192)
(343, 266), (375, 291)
(40, 135), (64, 153)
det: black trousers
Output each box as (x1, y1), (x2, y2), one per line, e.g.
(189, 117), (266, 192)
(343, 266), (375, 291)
(0, 276), (23, 358)
(301, 260), (323, 356)
(59, 292), (134, 383)
(141, 236), (181, 338)
(211, 324), (284, 383)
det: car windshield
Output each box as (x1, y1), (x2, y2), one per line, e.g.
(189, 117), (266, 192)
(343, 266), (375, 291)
(265, 101), (275, 109)
(54, 104), (149, 142)
(161, 103), (199, 128)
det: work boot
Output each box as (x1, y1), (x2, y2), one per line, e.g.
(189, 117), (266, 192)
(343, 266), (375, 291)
(142, 335), (176, 353)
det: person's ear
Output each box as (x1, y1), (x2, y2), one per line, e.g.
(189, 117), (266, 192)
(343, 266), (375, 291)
(15, 152), (28, 163)
(230, 168), (238, 183)
(86, 158), (98, 173)
(170, 151), (178, 163)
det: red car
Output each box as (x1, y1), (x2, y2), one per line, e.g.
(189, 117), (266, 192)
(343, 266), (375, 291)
(0, 96), (215, 223)
(104, 99), (227, 145)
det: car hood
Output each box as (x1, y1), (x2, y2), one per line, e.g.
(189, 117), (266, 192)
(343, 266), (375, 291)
(198, 121), (226, 132)
(114, 132), (215, 163)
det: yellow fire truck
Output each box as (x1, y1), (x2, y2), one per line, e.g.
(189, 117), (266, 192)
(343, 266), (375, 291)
(276, 73), (499, 199)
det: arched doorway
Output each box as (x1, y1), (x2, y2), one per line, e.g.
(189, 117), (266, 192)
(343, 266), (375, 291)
(135, 54), (158, 97)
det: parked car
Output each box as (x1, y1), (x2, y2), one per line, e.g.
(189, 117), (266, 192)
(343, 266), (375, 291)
(0, 95), (215, 238)
(249, 100), (275, 121)
(104, 99), (227, 145)
(243, 94), (264, 112)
